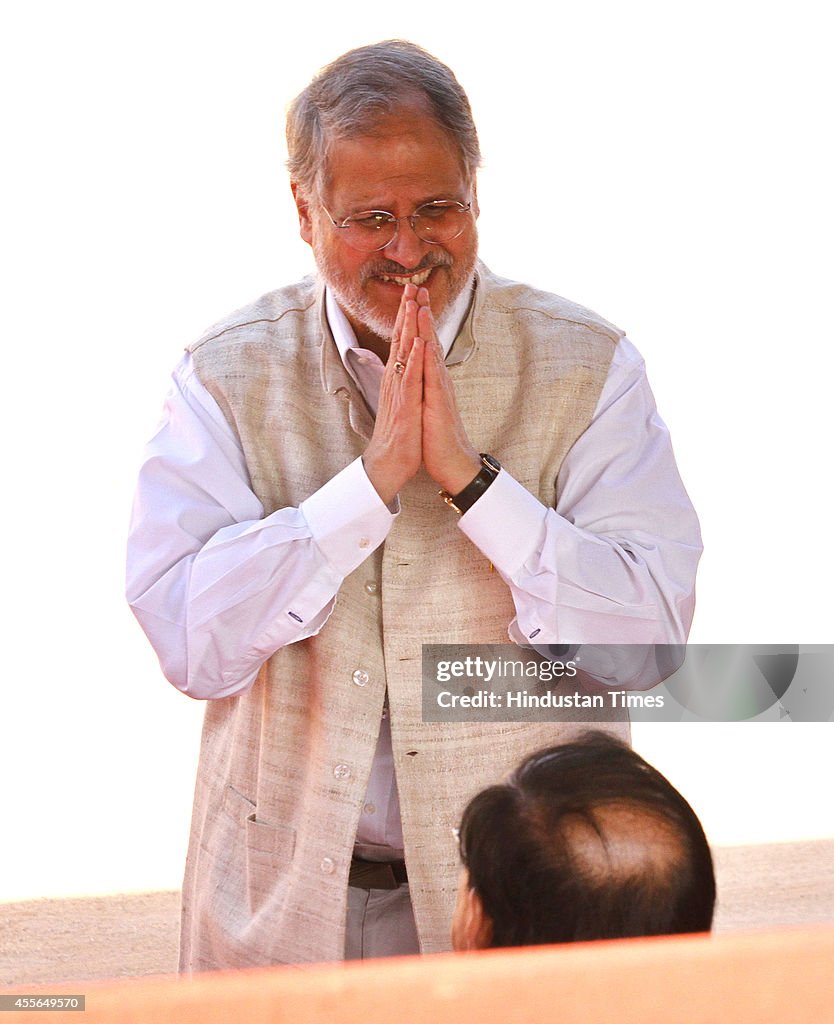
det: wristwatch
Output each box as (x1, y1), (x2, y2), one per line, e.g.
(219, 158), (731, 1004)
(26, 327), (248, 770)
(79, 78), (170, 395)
(440, 453), (501, 515)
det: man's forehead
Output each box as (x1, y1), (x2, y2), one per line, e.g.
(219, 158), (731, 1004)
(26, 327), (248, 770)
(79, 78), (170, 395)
(320, 111), (472, 206)
(335, 184), (471, 214)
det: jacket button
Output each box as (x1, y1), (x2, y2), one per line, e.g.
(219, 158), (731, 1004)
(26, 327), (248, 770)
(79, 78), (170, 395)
(364, 581), (379, 595)
(333, 763), (351, 780)
(352, 669), (369, 687)
(320, 858), (335, 874)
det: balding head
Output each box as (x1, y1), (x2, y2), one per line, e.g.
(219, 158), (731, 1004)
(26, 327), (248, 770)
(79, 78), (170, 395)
(452, 731), (715, 950)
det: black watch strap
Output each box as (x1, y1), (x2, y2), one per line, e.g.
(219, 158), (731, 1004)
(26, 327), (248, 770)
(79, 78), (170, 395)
(440, 454), (501, 515)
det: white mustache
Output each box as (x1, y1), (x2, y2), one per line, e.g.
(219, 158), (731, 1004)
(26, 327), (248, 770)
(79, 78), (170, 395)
(360, 255), (452, 283)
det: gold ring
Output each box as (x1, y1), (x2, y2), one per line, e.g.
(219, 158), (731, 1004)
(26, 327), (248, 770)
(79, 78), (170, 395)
(394, 361), (406, 376)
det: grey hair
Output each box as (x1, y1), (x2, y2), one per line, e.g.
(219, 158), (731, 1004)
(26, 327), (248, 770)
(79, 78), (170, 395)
(286, 40), (481, 198)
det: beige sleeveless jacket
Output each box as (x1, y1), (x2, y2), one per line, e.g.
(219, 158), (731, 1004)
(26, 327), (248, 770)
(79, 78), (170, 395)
(180, 262), (625, 969)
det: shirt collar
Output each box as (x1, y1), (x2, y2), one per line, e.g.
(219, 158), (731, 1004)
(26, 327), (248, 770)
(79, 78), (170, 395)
(325, 279), (474, 366)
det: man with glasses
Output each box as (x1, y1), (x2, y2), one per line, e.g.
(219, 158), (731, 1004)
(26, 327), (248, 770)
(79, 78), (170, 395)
(127, 40), (701, 971)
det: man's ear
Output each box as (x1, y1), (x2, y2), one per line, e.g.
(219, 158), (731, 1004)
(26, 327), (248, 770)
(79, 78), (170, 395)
(452, 873), (494, 951)
(470, 177), (480, 220)
(291, 182), (314, 246)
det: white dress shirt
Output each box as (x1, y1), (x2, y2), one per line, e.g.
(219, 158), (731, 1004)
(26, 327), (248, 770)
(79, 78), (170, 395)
(127, 280), (701, 852)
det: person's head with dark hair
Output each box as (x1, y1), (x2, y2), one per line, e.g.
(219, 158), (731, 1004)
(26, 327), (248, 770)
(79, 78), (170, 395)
(451, 731), (716, 951)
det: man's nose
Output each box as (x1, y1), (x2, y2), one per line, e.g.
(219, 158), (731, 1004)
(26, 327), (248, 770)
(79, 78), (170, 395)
(382, 217), (429, 267)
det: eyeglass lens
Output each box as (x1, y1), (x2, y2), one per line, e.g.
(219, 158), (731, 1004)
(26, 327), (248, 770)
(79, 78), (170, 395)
(342, 203), (468, 252)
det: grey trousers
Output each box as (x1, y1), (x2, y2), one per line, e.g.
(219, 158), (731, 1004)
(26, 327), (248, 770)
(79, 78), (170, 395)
(344, 883), (421, 960)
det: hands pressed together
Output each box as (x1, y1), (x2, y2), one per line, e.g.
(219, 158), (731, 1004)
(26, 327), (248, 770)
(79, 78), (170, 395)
(362, 284), (481, 506)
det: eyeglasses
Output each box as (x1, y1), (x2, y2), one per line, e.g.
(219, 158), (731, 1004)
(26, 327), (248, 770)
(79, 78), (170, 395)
(451, 825), (468, 866)
(322, 200), (472, 253)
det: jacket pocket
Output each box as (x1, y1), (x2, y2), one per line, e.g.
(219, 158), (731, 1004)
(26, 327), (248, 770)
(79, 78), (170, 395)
(223, 785), (297, 916)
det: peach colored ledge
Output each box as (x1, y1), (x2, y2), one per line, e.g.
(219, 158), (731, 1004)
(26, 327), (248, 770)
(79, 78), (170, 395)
(3, 924), (833, 1024)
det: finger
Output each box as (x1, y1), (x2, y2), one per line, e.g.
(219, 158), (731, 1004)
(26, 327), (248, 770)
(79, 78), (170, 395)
(398, 298), (419, 364)
(400, 283), (420, 360)
(397, 283), (418, 341)
(417, 302), (439, 351)
(402, 335), (425, 395)
(398, 283), (417, 320)
(424, 341), (461, 435)
(421, 332), (448, 391)
(387, 290), (410, 368)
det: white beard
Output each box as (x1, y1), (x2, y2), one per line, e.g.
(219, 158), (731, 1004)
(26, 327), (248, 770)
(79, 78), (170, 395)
(311, 235), (476, 344)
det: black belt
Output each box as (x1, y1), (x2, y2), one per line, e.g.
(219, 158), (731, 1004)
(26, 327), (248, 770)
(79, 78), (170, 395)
(349, 856), (408, 890)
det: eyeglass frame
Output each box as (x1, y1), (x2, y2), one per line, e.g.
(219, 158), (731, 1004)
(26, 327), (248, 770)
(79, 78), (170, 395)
(320, 199), (473, 252)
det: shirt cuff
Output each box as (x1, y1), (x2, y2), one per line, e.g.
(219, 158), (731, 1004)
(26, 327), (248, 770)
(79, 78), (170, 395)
(300, 457), (396, 577)
(457, 469), (548, 576)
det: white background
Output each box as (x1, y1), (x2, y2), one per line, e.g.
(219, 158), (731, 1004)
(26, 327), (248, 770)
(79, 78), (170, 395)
(1, 1), (831, 902)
